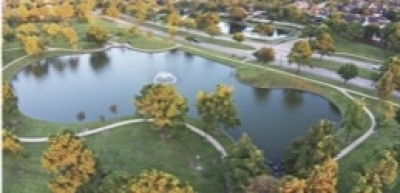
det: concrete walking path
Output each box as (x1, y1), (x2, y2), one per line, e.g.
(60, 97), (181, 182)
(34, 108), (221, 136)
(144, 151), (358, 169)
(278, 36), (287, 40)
(18, 119), (228, 158)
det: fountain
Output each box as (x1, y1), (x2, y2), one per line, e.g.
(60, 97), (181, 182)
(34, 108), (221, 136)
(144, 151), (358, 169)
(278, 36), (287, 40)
(153, 71), (177, 84)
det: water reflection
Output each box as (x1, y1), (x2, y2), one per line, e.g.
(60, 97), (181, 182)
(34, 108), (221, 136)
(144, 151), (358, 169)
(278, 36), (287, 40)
(68, 56), (79, 71)
(283, 90), (303, 110)
(253, 87), (271, 101)
(24, 61), (49, 80)
(89, 51), (110, 72)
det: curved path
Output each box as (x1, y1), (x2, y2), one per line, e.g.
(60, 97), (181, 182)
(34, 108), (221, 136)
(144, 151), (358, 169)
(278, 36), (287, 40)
(18, 119), (227, 158)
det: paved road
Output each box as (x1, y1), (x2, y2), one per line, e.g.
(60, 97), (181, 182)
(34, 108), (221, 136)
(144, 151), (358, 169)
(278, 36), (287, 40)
(105, 15), (399, 98)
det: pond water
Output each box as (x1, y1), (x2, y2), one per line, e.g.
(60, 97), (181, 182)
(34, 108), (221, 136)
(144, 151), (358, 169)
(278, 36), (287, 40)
(11, 48), (341, 164)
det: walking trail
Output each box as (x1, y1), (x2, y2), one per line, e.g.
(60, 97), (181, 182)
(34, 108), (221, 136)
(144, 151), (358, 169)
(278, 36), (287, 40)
(6, 15), (394, 161)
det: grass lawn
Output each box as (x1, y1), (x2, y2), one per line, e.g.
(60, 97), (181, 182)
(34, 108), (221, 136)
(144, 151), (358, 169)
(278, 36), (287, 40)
(334, 37), (393, 62)
(3, 122), (226, 193)
(309, 58), (379, 80)
(2, 49), (26, 65)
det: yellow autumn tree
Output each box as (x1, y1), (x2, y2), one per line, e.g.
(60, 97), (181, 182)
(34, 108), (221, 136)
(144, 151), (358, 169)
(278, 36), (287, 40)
(278, 176), (307, 193)
(130, 170), (194, 193)
(43, 23), (62, 41)
(42, 131), (96, 193)
(3, 84), (18, 117)
(105, 3), (120, 18)
(19, 35), (45, 55)
(86, 25), (109, 45)
(306, 159), (338, 193)
(17, 4), (29, 22)
(134, 84), (188, 130)
(59, 2), (75, 21)
(3, 130), (23, 154)
(62, 26), (79, 49)
(16, 23), (39, 36)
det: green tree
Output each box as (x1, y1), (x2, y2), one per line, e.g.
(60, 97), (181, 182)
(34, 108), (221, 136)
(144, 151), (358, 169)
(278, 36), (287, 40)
(377, 71), (396, 100)
(288, 40), (313, 72)
(98, 171), (133, 193)
(196, 85), (240, 131)
(224, 133), (268, 191)
(377, 100), (395, 126)
(129, 170), (194, 193)
(232, 32), (245, 43)
(254, 23), (274, 36)
(286, 120), (339, 178)
(315, 32), (335, 59)
(134, 84), (188, 133)
(363, 24), (381, 40)
(337, 63), (358, 84)
(341, 98), (365, 143)
(42, 131), (96, 193)
(86, 25), (109, 45)
(253, 47), (275, 64)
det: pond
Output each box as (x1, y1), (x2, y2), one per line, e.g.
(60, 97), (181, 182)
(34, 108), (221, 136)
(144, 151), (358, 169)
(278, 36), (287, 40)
(11, 47), (341, 165)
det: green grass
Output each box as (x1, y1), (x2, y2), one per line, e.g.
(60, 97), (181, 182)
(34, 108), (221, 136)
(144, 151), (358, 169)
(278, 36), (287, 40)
(309, 58), (379, 80)
(338, 121), (400, 193)
(2, 49), (26, 65)
(3, 122), (226, 193)
(116, 35), (175, 50)
(334, 37), (393, 61)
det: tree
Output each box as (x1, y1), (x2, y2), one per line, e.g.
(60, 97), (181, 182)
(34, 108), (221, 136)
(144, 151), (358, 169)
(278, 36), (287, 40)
(16, 23), (39, 36)
(363, 24), (380, 40)
(105, 3), (120, 18)
(230, 6), (247, 20)
(346, 22), (363, 39)
(254, 23), (274, 36)
(224, 133), (268, 191)
(180, 18), (197, 30)
(337, 63), (358, 84)
(245, 175), (278, 193)
(384, 22), (400, 52)
(278, 176), (306, 193)
(127, 0), (156, 22)
(98, 171), (133, 193)
(286, 120), (339, 178)
(86, 25), (109, 45)
(352, 150), (398, 193)
(377, 71), (396, 100)
(341, 98), (365, 143)
(3, 130), (22, 155)
(129, 170), (194, 193)
(43, 23), (62, 41)
(62, 26), (79, 49)
(306, 159), (338, 193)
(3, 84), (18, 118)
(232, 32), (245, 43)
(288, 40), (313, 72)
(315, 32), (335, 59)
(42, 131), (96, 193)
(206, 24), (221, 37)
(196, 85), (240, 131)
(17, 4), (29, 22)
(377, 101), (395, 126)
(195, 12), (220, 30)
(134, 84), (188, 131)
(19, 35), (45, 55)
(253, 47), (275, 64)
(59, 2), (75, 21)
